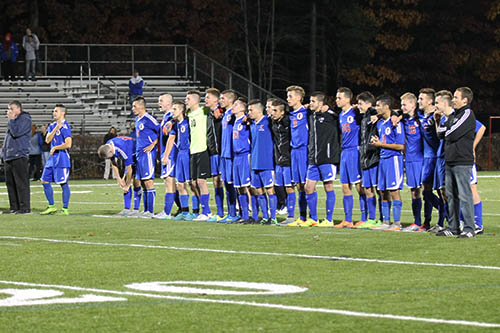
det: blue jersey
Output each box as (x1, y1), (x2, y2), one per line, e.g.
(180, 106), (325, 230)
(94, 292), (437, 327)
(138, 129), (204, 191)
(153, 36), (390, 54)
(107, 136), (135, 166)
(339, 107), (360, 149)
(250, 116), (274, 170)
(403, 116), (423, 162)
(171, 118), (190, 152)
(47, 120), (72, 168)
(135, 112), (160, 153)
(377, 118), (405, 159)
(289, 106), (308, 149)
(418, 111), (439, 158)
(475, 120), (484, 134)
(159, 111), (177, 158)
(232, 116), (250, 155)
(221, 108), (234, 158)
(436, 115), (447, 158)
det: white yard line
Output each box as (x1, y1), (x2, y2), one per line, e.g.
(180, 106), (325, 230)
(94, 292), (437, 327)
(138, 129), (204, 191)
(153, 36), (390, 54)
(0, 280), (498, 328)
(1, 236), (499, 271)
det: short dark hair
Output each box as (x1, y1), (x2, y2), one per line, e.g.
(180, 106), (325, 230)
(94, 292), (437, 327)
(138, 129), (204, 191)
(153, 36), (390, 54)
(9, 100), (22, 110)
(55, 103), (67, 114)
(311, 91), (326, 103)
(337, 87), (353, 101)
(187, 90), (201, 98)
(419, 88), (436, 103)
(173, 100), (186, 111)
(376, 94), (393, 109)
(221, 89), (238, 103)
(266, 97), (278, 104)
(133, 96), (146, 106)
(271, 99), (287, 112)
(435, 90), (453, 106)
(456, 87), (473, 104)
(356, 91), (375, 105)
(205, 88), (220, 99)
(236, 97), (248, 106)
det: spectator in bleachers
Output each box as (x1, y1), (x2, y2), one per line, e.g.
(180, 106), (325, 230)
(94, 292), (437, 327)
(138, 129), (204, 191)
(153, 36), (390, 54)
(103, 126), (118, 180)
(28, 124), (43, 181)
(23, 28), (41, 74)
(128, 69), (145, 117)
(0, 33), (19, 81)
(22, 29), (39, 81)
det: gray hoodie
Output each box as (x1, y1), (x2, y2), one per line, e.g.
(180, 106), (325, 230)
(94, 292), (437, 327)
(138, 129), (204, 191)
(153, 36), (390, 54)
(22, 35), (40, 60)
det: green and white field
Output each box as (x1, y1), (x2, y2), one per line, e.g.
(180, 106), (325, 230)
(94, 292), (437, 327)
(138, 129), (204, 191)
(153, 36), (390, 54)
(0, 172), (499, 332)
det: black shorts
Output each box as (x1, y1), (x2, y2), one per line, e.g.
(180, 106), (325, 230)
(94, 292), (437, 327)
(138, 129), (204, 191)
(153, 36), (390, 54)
(190, 150), (210, 180)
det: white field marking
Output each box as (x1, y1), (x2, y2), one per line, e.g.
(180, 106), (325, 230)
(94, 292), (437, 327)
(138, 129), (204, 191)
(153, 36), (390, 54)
(477, 175), (500, 178)
(0, 281), (498, 328)
(1, 236), (499, 271)
(0, 288), (125, 306)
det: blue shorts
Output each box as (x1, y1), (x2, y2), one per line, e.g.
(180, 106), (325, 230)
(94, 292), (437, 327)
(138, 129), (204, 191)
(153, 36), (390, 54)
(221, 157), (233, 184)
(175, 150), (190, 183)
(251, 169), (274, 188)
(210, 154), (221, 176)
(160, 152), (176, 179)
(136, 150), (156, 180)
(433, 157), (445, 190)
(291, 146), (308, 184)
(378, 156), (404, 191)
(340, 148), (361, 184)
(306, 164), (337, 182)
(362, 165), (378, 188)
(233, 153), (251, 188)
(275, 165), (292, 187)
(422, 157), (436, 185)
(406, 160), (423, 189)
(41, 166), (70, 184)
(470, 163), (477, 185)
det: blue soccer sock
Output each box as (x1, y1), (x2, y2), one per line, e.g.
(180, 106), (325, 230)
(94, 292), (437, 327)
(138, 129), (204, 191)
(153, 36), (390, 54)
(225, 182), (237, 217)
(215, 187), (224, 217)
(61, 183), (70, 209)
(164, 192), (175, 215)
(238, 194), (249, 220)
(299, 191), (307, 220)
(192, 195), (200, 214)
(359, 194), (367, 221)
(306, 192), (318, 222)
(381, 201), (391, 222)
(343, 195), (353, 222)
(251, 196), (259, 220)
(392, 200), (402, 222)
(43, 183), (54, 205)
(268, 194), (277, 219)
(411, 198), (422, 226)
(123, 190), (132, 210)
(200, 194), (211, 215)
(146, 189), (156, 213)
(367, 196), (376, 220)
(257, 194), (269, 219)
(474, 202), (483, 227)
(287, 192), (296, 218)
(180, 194), (189, 212)
(326, 190), (336, 222)
(133, 187), (142, 211)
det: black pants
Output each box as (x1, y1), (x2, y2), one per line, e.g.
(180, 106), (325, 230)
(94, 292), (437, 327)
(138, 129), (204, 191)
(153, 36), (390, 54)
(275, 185), (286, 209)
(29, 154), (42, 180)
(4, 157), (30, 212)
(2, 61), (16, 80)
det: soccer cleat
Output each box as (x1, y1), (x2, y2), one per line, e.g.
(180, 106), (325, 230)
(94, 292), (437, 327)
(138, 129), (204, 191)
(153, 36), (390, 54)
(371, 222), (391, 230)
(40, 205), (57, 215)
(153, 211), (173, 220)
(173, 212), (189, 221)
(114, 209), (131, 217)
(385, 223), (402, 231)
(277, 217), (296, 226)
(457, 231), (475, 238)
(356, 219), (376, 229)
(139, 212), (154, 219)
(193, 214), (211, 221)
(206, 215), (218, 222)
(58, 208), (69, 216)
(316, 219), (334, 227)
(300, 218), (318, 227)
(216, 215), (226, 221)
(428, 225), (445, 234)
(237, 217), (257, 224)
(333, 220), (354, 229)
(269, 218), (278, 225)
(127, 210), (141, 218)
(436, 229), (456, 237)
(218, 215), (240, 224)
(286, 218), (306, 227)
(474, 224), (484, 235)
(402, 224), (425, 232)
(353, 221), (366, 228)
(259, 218), (269, 225)
(276, 207), (288, 215)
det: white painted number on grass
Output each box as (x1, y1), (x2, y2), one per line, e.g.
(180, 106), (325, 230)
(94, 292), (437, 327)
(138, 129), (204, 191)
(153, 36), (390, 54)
(125, 281), (308, 295)
(0, 288), (126, 307)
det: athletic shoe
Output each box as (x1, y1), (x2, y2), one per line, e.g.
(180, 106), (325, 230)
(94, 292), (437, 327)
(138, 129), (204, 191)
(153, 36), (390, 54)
(153, 211), (173, 220)
(15, 210), (32, 214)
(385, 223), (402, 231)
(356, 219), (377, 229)
(353, 221), (366, 228)
(269, 218), (278, 225)
(218, 215), (240, 224)
(206, 215), (218, 222)
(276, 207), (288, 215)
(58, 208), (69, 216)
(300, 218), (318, 227)
(402, 224), (425, 232)
(371, 222), (391, 230)
(474, 224), (484, 235)
(286, 218), (306, 227)
(277, 217), (296, 226)
(428, 225), (445, 234)
(114, 209), (131, 217)
(259, 218), (269, 225)
(238, 218), (257, 224)
(139, 212), (154, 219)
(216, 215), (225, 221)
(174, 212), (190, 221)
(40, 205), (57, 215)
(187, 213), (199, 220)
(457, 231), (475, 238)
(436, 229), (456, 237)
(333, 220), (354, 229)
(193, 214), (212, 221)
(127, 210), (142, 218)
(316, 219), (334, 227)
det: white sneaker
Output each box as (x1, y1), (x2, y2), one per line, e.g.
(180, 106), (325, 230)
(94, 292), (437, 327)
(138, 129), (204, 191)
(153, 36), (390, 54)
(193, 213), (211, 221)
(153, 211), (172, 220)
(139, 211), (154, 219)
(113, 209), (130, 217)
(276, 207), (288, 215)
(127, 210), (141, 218)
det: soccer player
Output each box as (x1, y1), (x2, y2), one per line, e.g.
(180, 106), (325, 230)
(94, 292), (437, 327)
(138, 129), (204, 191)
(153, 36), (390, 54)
(40, 104), (72, 215)
(205, 88), (225, 219)
(285, 85), (309, 226)
(218, 89), (240, 223)
(355, 92), (381, 229)
(97, 135), (139, 217)
(399, 93), (426, 232)
(370, 95), (405, 231)
(231, 98), (253, 223)
(155, 93), (177, 219)
(248, 99), (277, 225)
(418, 88), (442, 230)
(471, 120), (485, 234)
(336, 87), (366, 228)
(184, 90), (214, 221)
(302, 91), (340, 227)
(133, 96), (159, 218)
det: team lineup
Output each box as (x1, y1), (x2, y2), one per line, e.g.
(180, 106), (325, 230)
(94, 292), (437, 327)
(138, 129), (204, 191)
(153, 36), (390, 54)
(40, 85), (483, 237)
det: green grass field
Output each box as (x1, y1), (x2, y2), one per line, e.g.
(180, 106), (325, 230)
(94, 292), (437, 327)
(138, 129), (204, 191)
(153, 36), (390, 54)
(1, 172), (499, 331)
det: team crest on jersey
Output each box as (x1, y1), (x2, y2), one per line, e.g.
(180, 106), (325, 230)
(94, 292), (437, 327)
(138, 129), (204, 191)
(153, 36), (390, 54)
(347, 115), (354, 123)
(139, 123), (145, 131)
(180, 125), (186, 133)
(56, 130), (61, 136)
(385, 127), (391, 135)
(238, 124), (243, 131)
(297, 112), (303, 120)
(190, 119), (196, 127)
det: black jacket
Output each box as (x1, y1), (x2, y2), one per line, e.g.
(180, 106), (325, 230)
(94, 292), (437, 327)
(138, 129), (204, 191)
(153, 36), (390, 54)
(207, 106), (223, 156)
(271, 115), (291, 166)
(359, 107), (380, 170)
(308, 109), (340, 165)
(437, 105), (476, 166)
(2, 111), (32, 161)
